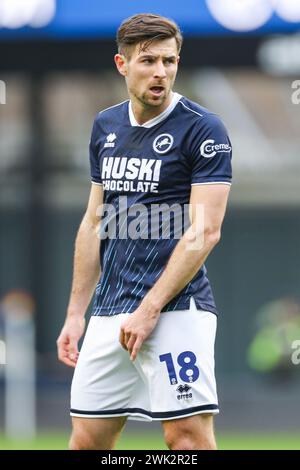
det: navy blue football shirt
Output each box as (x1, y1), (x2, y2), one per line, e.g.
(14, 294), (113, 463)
(89, 93), (232, 316)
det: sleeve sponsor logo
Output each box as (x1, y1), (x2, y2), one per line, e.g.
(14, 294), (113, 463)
(200, 139), (231, 158)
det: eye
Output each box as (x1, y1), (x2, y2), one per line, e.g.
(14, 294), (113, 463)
(143, 58), (153, 64)
(165, 58), (175, 64)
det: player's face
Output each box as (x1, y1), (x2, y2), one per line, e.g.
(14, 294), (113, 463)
(117, 38), (179, 110)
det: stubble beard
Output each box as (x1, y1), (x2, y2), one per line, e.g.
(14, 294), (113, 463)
(138, 87), (169, 109)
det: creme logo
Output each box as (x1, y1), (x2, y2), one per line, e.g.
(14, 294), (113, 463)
(200, 139), (231, 158)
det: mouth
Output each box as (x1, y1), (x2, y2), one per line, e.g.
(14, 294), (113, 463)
(149, 86), (165, 97)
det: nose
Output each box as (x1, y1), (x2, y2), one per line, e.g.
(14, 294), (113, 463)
(153, 60), (167, 79)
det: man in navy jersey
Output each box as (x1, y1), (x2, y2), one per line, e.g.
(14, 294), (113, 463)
(57, 13), (232, 450)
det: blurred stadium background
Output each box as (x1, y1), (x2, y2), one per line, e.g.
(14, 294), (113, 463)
(0, 0), (300, 450)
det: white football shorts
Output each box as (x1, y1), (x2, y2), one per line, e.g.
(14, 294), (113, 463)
(70, 297), (218, 421)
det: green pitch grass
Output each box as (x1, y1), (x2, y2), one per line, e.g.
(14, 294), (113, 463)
(0, 432), (300, 450)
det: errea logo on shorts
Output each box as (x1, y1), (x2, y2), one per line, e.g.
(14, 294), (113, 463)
(176, 384), (193, 400)
(153, 133), (174, 154)
(104, 133), (117, 148)
(200, 139), (231, 158)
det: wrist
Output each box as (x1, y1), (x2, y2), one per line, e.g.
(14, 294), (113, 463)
(141, 294), (163, 317)
(67, 306), (86, 320)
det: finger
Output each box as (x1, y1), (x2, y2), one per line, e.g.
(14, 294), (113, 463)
(58, 338), (79, 364)
(58, 344), (78, 362)
(68, 337), (79, 360)
(124, 331), (132, 349)
(56, 337), (68, 353)
(57, 343), (70, 361)
(120, 324), (133, 351)
(119, 328), (127, 350)
(58, 351), (77, 368)
(130, 337), (144, 362)
(126, 334), (137, 355)
(61, 359), (76, 368)
(61, 358), (76, 368)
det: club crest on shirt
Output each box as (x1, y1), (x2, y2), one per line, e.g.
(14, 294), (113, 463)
(153, 133), (174, 154)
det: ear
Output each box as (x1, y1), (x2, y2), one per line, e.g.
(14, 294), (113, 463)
(114, 54), (128, 76)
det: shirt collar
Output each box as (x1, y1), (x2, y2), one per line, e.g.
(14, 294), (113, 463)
(128, 92), (182, 128)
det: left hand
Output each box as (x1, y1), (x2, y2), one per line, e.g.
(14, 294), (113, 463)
(119, 304), (160, 361)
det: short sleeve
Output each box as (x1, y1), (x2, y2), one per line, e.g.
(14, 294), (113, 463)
(89, 117), (102, 185)
(190, 114), (232, 185)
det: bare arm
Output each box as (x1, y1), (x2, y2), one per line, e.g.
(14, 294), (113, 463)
(120, 184), (230, 361)
(67, 184), (103, 318)
(57, 183), (103, 367)
(143, 184), (230, 308)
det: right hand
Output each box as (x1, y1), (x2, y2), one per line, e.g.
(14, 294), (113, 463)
(56, 316), (86, 367)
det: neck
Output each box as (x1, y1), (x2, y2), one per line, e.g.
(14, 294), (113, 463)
(130, 92), (173, 125)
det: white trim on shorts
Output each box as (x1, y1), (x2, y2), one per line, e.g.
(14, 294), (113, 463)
(70, 404), (219, 421)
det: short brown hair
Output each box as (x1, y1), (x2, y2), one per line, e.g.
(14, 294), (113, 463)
(117, 13), (183, 58)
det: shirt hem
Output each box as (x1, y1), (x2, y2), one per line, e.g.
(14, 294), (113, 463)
(92, 300), (218, 317)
